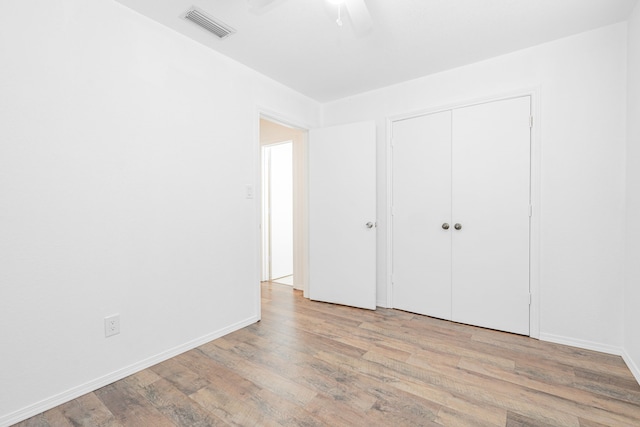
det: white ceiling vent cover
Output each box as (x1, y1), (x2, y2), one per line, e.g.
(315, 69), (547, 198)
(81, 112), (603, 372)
(183, 7), (236, 40)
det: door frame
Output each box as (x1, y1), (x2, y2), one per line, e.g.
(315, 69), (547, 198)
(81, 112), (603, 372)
(255, 107), (311, 312)
(261, 140), (294, 282)
(386, 88), (541, 338)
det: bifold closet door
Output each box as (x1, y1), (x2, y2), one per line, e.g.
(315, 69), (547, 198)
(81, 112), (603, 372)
(451, 96), (531, 335)
(392, 111), (452, 319)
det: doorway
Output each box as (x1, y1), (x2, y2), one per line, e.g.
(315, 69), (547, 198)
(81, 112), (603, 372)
(259, 117), (307, 292)
(262, 141), (293, 283)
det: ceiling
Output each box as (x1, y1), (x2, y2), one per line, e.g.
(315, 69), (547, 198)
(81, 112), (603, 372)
(114, 0), (638, 103)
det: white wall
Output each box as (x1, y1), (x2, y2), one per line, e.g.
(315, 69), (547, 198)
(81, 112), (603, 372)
(0, 0), (320, 424)
(625, 1), (640, 383)
(323, 23), (628, 351)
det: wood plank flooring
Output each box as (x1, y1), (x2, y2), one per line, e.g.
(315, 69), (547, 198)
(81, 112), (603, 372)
(15, 282), (640, 426)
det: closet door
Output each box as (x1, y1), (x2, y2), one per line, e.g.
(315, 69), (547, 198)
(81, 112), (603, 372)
(451, 96), (531, 335)
(392, 111), (452, 319)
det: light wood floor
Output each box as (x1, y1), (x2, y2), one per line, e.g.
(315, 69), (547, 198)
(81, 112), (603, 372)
(15, 282), (640, 426)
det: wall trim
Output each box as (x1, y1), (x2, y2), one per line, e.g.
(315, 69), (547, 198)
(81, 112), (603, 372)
(0, 316), (258, 427)
(539, 332), (623, 356)
(383, 116), (394, 309)
(540, 334), (639, 386)
(622, 349), (640, 386)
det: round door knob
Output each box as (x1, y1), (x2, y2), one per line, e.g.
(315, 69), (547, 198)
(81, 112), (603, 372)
(366, 222), (374, 229)
(442, 223), (450, 230)
(454, 223), (462, 230)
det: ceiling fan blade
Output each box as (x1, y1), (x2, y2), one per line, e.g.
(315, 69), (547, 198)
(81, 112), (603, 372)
(344, 0), (373, 34)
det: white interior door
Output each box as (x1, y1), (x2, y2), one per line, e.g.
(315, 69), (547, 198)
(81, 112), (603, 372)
(392, 111), (452, 319)
(451, 96), (531, 335)
(309, 121), (376, 310)
(268, 142), (293, 280)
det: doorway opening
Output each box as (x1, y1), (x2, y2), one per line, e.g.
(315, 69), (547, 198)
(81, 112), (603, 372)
(262, 141), (293, 284)
(259, 117), (308, 294)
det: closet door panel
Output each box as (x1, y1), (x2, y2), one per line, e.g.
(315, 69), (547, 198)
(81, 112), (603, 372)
(392, 111), (452, 319)
(451, 96), (531, 335)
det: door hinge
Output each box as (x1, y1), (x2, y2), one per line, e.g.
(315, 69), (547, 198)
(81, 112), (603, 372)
(529, 205), (533, 217)
(529, 116), (534, 128)
(391, 206), (395, 216)
(528, 294), (532, 305)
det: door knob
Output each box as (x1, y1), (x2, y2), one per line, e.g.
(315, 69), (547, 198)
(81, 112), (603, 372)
(366, 222), (375, 229)
(442, 223), (450, 230)
(454, 223), (462, 230)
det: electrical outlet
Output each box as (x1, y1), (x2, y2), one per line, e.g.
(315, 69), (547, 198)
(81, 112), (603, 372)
(104, 314), (120, 337)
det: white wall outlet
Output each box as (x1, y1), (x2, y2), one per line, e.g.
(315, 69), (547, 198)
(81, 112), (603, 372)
(104, 314), (120, 337)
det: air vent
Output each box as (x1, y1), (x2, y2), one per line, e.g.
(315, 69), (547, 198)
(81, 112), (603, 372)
(183, 7), (236, 40)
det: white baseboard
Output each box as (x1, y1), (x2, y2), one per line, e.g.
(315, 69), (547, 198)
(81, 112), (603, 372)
(376, 299), (389, 309)
(0, 315), (259, 427)
(622, 349), (640, 386)
(539, 332), (623, 356)
(537, 333), (640, 386)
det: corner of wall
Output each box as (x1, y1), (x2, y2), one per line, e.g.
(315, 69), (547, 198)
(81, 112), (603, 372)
(624, 0), (640, 386)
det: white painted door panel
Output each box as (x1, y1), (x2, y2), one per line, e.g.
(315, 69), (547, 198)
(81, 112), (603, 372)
(309, 121), (376, 310)
(392, 111), (452, 319)
(451, 96), (531, 335)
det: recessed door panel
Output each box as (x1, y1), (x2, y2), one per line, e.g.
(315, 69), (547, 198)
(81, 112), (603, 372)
(451, 96), (531, 335)
(392, 111), (452, 319)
